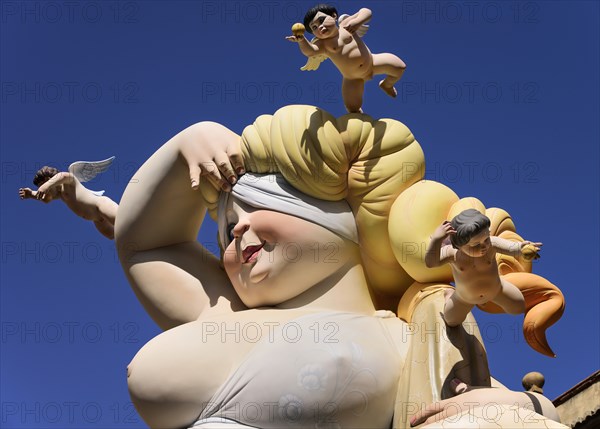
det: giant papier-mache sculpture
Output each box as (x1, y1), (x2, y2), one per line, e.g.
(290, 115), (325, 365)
(115, 104), (566, 428)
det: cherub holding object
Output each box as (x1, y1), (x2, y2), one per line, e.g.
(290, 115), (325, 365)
(286, 4), (406, 113)
(19, 157), (118, 240)
(425, 209), (542, 327)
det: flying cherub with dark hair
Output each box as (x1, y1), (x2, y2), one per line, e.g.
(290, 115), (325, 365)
(286, 4), (406, 113)
(425, 209), (543, 326)
(19, 157), (118, 239)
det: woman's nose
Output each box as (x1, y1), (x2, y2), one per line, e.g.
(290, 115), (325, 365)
(232, 219), (250, 239)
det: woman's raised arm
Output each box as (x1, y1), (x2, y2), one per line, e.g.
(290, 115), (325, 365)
(115, 122), (246, 330)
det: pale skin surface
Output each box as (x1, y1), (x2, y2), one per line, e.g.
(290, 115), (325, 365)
(116, 122), (558, 429)
(19, 172), (118, 239)
(118, 123), (379, 429)
(410, 378), (560, 427)
(286, 8), (406, 113)
(425, 221), (541, 327)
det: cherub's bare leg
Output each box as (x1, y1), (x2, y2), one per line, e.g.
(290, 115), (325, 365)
(342, 78), (365, 113)
(372, 53), (406, 98)
(443, 289), (474, 327)
(94, 218), (115, 240)
(492, 278), (526, 315)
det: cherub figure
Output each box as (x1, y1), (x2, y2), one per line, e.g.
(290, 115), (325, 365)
(425, 209), (542, 327)
(19, 157), (118, 240)
(286, 4), (406, 113)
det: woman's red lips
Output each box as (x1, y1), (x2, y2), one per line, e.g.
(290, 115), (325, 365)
(242, 243), (264, 263)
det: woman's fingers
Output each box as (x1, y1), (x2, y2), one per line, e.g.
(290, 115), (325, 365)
(182, 152), (228, 191)
(188, 163), (202, 190)
(228, 151), (245, 175)
(181, 149), (203, 190)
(214, 152), (237, 184)
(180, 140), (242, 191)
(199, 161), (230, 191)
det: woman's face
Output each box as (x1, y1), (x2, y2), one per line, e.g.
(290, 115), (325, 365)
(222, 198), (353, 308)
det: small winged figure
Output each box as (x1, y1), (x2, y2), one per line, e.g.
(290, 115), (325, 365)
(287, 5), (406, 113)
(19, 157), (118, 239)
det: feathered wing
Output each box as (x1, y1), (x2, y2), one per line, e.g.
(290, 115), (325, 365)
(338, 13), (369, 37)
(68, 156), (115, 183)
(301, 55), (328, 71)
(300, 37), (328, 71)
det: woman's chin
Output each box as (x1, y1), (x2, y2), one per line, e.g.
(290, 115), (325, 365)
(249, 265), (269, 285)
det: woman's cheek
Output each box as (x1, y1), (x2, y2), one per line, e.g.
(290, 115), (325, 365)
(223, 244), (241, 278)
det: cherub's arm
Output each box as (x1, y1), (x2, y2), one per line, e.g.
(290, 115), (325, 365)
(38, 172), (75, 192)
(425, 222), (456, 268)
(286, 34), (322, 57)
(35, 172), (76, 202)
(491, 236), (542, 259)
(342, 8), (372, 34)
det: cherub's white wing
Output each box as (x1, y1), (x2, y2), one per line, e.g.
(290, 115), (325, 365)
(300, 37), (328, 71)
(68, 156), (115, 183)
(338, 14), (369, 37)
(301, 54), (328, 71)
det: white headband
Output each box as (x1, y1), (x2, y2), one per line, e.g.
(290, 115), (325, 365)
(217, 173), (359, 249)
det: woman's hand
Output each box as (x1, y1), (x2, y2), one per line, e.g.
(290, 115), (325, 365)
(179, 122), (245, 192)
(409, 386), (559, 427)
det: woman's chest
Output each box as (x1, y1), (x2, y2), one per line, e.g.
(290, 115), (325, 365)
(198, 313), (402, 428)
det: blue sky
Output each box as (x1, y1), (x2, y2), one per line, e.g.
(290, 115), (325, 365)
(1, 1), (598, 427)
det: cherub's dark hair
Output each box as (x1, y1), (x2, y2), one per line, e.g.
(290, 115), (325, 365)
(450, 209), (491, 249)
(33, 166), (59, 187)
(304, 4), (338, 34)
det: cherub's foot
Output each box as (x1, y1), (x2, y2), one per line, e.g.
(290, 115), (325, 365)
(450, 378), (469, 395)
(379, 80), (397, 98)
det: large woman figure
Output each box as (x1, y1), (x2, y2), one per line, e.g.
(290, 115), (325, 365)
(115, 105), (564, 429)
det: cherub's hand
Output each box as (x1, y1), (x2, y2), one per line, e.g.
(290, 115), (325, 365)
(35, 183), (51, 202)
(35, 191), (51, 203)
(179, 124), (245, 192)
(18, 187), (33, 199)
(342, 18), (362, 34)
(521, 241), (543, 260)
(285, 35), (302, 43)
(431, 221), (456, 241)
